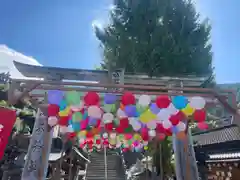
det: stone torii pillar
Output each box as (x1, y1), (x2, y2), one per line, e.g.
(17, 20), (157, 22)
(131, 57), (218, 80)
(21, 108), (52, 180)
(168, 81), (199, 180)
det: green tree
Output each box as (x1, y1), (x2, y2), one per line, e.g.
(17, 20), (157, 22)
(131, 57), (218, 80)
(95, 0), (213, 78)
(95, 0), (214, 178)
(148, 137), (174, 177)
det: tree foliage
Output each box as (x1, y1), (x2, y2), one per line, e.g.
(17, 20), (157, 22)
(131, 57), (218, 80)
(148, 138), (174, 177)
(95, 0), (213, 78)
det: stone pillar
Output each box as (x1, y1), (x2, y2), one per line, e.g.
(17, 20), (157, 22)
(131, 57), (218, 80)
(168, 82), (199, 180)
(21, 109), (53, 180)
(173, 127), (199, 180)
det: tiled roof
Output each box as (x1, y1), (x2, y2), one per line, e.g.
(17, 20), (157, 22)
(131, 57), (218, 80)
(193, 124), (240, 146)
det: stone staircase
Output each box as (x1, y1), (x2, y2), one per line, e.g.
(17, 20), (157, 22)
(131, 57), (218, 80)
(85, 150), (125, 180)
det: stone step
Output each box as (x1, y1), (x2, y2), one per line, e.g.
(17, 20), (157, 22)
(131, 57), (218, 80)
(90, 159), (118, 161)
(87, 171), (116, 173)
(91, 157), (116, 158)
(87, 169), (119, 172)
(86, 173), (118, 176)
(87, 174), (118, 177)
(90, 159), (117, 163)
(87, 167), (114, 169)
(90, 158), (117, 162)
(86, 178), (124, 180)
(86, 175), (123, 179)
(90, 154), (118, 157)
(88, 163), (117, 165)
(87, 168), (118, 171)
(88, 162), (117, 165)
(90, 154), (118, 156)
(86, 174), (124, 179)
(89, 162), (117, 164)
(86, 174), (121, 178)
(87, 170), (118, 172)
(86, 170), (119, 175)
(86, 175), (119, 178)
(87, 179), (124, 180)
(87, 167), (118, 169)
(89, 165), (116, 167)
(87, 171), (119, 174)
(90, 157), (117, 160)
(87, 176), (119, 179)
(88, 163), (118, 166)
(87, 176), (124, 179)
(90, 159), (118, 164)
(86, 177), (124, 180)
(88, 166), (118, 169)
(90, 159), (117, 162)
(86, 153), (125, 180)
(86, 178), (120, 179)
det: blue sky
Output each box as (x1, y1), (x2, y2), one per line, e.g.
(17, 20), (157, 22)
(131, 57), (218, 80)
(0, 0), (239, 84)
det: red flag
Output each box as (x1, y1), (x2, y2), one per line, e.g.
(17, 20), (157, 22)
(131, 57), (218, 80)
(0, 108), (16, 160)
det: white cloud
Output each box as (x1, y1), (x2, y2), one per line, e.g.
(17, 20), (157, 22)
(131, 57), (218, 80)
(0, 45), (42, 79)
(92, 20), (104, 30)
(193, 0), (208, 21)
(91, 2), (112, 31)
(108, 4), (115, 12)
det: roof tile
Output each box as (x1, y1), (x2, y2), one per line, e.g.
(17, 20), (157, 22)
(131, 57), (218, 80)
(193, 125), (240, 146)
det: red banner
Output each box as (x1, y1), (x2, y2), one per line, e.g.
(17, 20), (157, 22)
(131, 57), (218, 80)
(0, 108), (16, 160)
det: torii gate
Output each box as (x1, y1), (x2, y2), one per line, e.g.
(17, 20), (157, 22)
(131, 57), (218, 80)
(9, 61), (239, 180)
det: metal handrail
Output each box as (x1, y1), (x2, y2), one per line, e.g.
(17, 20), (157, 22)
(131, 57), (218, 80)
(84, 152), (91, 180)
(119, 149), (128, 180)
(104, 146), (108, 180)
(72, 147), (90, 163)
